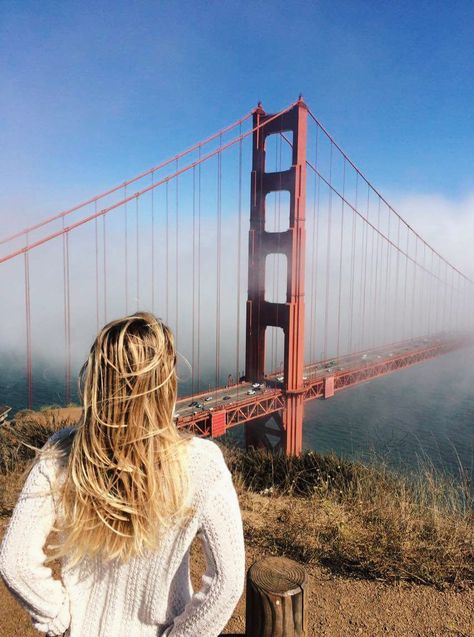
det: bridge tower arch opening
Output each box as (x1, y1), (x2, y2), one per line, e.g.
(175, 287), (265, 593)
(245, 99), (307, 455)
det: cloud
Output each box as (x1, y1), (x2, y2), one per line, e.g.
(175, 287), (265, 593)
(390, 192), (474, 280)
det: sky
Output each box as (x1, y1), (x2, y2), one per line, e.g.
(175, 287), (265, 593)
(1, 0), (474, 416)
(0, 0), (473, 266)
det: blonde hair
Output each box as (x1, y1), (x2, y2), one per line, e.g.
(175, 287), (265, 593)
(47, 312), (193, 566)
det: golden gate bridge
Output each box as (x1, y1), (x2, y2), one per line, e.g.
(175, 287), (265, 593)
(1, 98), (473, 455)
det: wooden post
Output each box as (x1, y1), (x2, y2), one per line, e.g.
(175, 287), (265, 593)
(245, 556), (308, 637)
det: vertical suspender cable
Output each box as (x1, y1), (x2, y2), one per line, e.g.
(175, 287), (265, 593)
(66, 230), (71, 403)
(314, 173), (322, 361)
(95, 201), (99, 331)
(165, 181), (169, 324)
(323, 142), (333, 359)
(442, 261), (448, 332)
(215, 137), (222, 389)
(348, 173), (357, 354)
(197, 147), (202, 392)
(425, 248), (430, 336)
(103, 214), (108, 321)
(420, 243), (426, 338)
(367, 189), (376, 347)
(368, 226), (377, 347)
(336, 158), (345, 359)
(463, 278), (470, 333)
(384, 207), (391, 344)
(394, 216), (401, 341)
(366, 193), (375, 348)
(24, 240), (32, 409)
(151, 171), (155, 312)
(309, 127), (318, 365)
(175, 159), (179, 348)
(136, 195), (140, 309)
(62, 220), (71, 404)
(403, 226), (409, 339)
(411, 235), (417, 339)
(374, 197), (381, 347)
(466, 280), (471, 333)
(357, 178), (365, 350)
(424, 243), (433, 334)
(459, 277), (468, 332)
(434, 253), (438, 334)
(192, 165), (196, 395)
(428, 250), (434, 335)
(358, 218), (364, 349)
(449, 269), (454, 328)
(434, 256), (441, 334)
(455, 272), (460, 330)
(236, 125), (243, 383)
(124, 185), (128, 313)
(360, 184), (370, 349)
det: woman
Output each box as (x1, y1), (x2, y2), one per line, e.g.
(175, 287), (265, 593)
(0, 313), (245, 636)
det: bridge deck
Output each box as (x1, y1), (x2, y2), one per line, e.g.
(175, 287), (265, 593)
(175, 335), (470, 437)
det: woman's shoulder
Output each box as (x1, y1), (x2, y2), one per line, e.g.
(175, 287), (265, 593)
(188, 435), (225, 459)
(186, 436), (230, 479)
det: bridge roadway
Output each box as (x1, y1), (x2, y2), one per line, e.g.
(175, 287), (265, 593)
(175, 333), (469, 437)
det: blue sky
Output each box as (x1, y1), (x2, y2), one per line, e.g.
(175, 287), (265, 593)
(1, 0), (473, 229)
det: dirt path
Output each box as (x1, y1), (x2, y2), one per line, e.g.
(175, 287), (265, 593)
(1, 517), (472, 637)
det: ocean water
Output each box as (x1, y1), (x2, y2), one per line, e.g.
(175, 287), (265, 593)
(226, 345), (474, 482)
(2, 346), (473, 481)
(301, 345), (474, 481)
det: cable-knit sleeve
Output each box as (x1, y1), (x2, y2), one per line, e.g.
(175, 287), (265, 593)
(165, 449), (246, 637)
(0, 457), (70, 636)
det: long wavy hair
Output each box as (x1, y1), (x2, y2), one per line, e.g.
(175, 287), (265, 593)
(46, 312), (193, 566)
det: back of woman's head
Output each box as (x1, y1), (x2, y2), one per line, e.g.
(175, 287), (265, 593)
(51, 312), (192, 565)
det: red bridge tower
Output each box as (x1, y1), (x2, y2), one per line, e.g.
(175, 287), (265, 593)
(245, 99), (307, 455)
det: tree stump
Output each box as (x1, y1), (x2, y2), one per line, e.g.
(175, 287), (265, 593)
(245, 556), (308, 637)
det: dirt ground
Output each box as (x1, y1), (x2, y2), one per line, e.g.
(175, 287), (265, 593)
(1, 518), (472, 637)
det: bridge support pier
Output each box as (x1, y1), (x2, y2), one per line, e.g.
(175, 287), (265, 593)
(282, 393), (304, 455)
(244, 413), (285, 452)
(243, 396), (304, 455)
(245, 98), (308, 456)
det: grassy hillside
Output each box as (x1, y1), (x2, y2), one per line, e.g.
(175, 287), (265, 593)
(1, 409), (472, 589)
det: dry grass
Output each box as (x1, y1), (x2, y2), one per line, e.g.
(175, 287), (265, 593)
(222, 444), (474, 590)
(0, 410), (76, 516)
(1, 414), (472, 590)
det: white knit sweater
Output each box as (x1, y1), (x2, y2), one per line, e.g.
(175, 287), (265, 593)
(0, 431), (246, 637)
